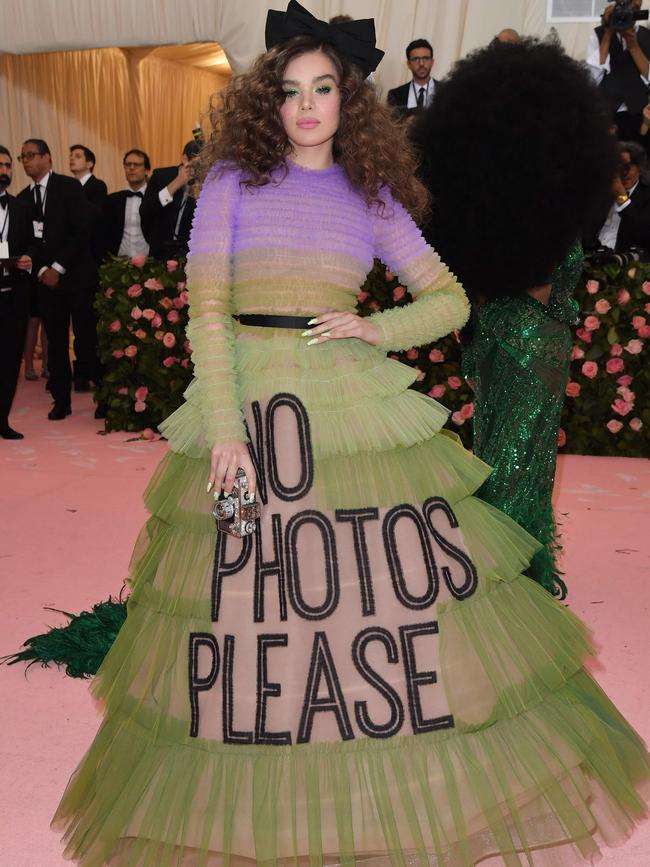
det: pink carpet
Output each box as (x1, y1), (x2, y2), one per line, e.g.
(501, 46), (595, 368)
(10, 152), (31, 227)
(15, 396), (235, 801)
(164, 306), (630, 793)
(1, 375), (649, 867)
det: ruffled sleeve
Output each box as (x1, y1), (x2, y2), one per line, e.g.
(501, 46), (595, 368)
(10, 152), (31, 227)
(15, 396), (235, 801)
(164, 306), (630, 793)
(185, 165), (248, 445)
(368, 189), (470, 351)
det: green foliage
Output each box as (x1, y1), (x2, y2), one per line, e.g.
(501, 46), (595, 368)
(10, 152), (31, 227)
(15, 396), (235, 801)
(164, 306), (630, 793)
(95, 256), (193, 434)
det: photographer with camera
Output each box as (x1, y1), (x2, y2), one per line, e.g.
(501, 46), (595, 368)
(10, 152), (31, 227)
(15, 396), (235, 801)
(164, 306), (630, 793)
(587, 0), (650, 141)
(590, 140), (650, 255)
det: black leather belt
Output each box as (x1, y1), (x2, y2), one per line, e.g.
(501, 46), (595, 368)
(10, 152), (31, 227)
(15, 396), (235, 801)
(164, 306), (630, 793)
(237, 314), (312, 330)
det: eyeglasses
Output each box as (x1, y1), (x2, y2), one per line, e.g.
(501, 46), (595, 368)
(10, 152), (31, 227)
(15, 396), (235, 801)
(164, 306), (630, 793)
(409, 56), (432, 64)
(123, 161), (145, 168)
(17, 151), (42, 162)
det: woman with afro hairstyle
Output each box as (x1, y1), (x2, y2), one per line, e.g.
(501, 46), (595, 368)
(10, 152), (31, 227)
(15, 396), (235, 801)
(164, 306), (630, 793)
(416, 38), (619, 598)
(44, 8), (649, 867)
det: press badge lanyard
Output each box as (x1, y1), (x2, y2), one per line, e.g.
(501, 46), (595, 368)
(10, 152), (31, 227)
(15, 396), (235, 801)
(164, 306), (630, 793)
(33, 178), (48, 239)
(0, 205), (10, 278)
(0, 207), (8, 243)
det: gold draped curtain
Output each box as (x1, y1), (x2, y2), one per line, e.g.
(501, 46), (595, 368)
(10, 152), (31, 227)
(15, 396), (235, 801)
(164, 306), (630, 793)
(0, 47), (229, 193)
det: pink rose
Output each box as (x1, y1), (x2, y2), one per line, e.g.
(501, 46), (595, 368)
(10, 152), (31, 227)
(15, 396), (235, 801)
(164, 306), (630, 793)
(180, 359), (190, 368)
(428, 348), (445, 363)
(611, 398), (632, 417)
(152, 313), (163, 328)
(617, 288), (631, 305)
(447, 376), (462, 390)
(105, 287), (114, 298)
(632, 315), (646, 329)
(571, 345), (584, 360)
(167, 309), (180, 323)
(629, 417), (643, 432)
(163, 356), (179, 368)
(428, 384), (446, 399)
(162, 332), (176, 348)
(581, 361), (598, 379)
(134, 386), (149, 402)
(594, 299), (611, 314)
(406, 348), (419, 360)
(645, 303), (650, 314)
(610, 343), (623, 356)
(134, 400), (146, 413)
(109, 319), (121, 333)
(357, 291), (369, 303)
(144, 278), (163, 291)
(124, 344), (138, 358)
(142, 308), (156, 321)
(415, 367), (426, 382)
(607, 419), (623, 434)
(117, 387), (128, 395)
(392, 285), (406, 302)
(617, 385), (635, 403)
(141, 427), (156, 440)
(127, 283), (142, 298)
(638, 324), (650, 338)
(131, 306), (143, 320)
(624, 339), (643, 354)
(134, 328), (147, 339)
(131, 255), (146, 268)
(172, 296), (186, 309)
(384, 269), (395, 282)
(176, 281), (186, 290)
(584, 315), (601, 332)
(112, 349), (124, 358)
(183, 340), (192, 354)
(368, 301), (380, 312)
(617, 374), (633, 386)
(166, 260), (179, 272)
(565, 381), (581, 397)
(576, 328), (592, 344)
(459, 402), (474, 420)
(178, 290), (189, 306)
(155, 330), (164, 341)
(451, 410), (465, 426)
(585, 279), (599, 294)
(606, 357), (624, 374)
(557, 428), (566, 447)
(642, 281), (650, 295)
(160, 297), (173, 309)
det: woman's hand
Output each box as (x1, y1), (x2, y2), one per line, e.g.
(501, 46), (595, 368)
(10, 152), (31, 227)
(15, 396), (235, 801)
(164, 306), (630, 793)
(303, 311), (381, 346)
(207, 440), (256, 497)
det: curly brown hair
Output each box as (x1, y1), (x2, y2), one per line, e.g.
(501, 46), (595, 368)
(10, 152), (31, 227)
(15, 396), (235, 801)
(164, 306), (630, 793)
(194, 36), (429, 221)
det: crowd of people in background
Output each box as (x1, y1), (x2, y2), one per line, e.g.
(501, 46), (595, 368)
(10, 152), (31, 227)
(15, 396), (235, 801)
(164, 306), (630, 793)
(1, 3), (650, 440)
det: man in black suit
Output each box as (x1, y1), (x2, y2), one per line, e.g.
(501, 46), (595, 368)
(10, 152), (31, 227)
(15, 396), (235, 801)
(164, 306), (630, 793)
(0, 146), (33, 439)
(69, 144), (107, 398)
(140, 140), (199, 261)
(387, 39), (438, 119)
(104, 149), (151, 258)
(17, 138), (95, 420)
(591, 141), (650, 256)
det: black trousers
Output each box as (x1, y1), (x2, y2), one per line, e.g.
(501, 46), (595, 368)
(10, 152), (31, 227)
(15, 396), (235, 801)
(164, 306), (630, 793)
(0, 290), (29, 424)
(72, 283), (103, 386)
(39, 281), (98, 406)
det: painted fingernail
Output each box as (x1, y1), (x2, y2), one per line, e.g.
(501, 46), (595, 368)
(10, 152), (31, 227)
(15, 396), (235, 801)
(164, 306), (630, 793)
(206, 481), (213, 493)
(322, 331), (331, 338)
(307, 318), (318, 325)
(307, 338), (319, 346)
(301, 329), (312, 337)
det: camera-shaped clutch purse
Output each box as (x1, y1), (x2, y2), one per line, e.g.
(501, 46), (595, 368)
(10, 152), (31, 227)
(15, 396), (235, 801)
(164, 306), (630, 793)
(213, 468), (261, 537)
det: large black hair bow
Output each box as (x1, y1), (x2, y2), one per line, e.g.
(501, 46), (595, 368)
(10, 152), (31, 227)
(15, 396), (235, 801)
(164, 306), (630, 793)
(265, 0), (384, 77)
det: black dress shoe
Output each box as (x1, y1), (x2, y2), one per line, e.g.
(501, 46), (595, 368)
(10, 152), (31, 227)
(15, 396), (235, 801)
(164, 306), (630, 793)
(94, 401), (108, 420)
(0, 425), (24, 440)
(74, 379), (92, 393)
(48, 403), (72, 421)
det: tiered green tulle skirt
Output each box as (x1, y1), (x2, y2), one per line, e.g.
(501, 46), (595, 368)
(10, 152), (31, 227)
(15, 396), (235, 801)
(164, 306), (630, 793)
(53, 328), (649, 867)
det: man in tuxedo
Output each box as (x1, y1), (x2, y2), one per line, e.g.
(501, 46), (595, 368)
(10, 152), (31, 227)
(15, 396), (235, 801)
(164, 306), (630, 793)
(17, 138), (95, 420)
(140, 140), (199, 261)
(595, 141), (650, 255)
(0, 146), (33, 439)
(387, 39), (438, 119)
(69, 144), (107, 398)
(104, 149), (151, 258)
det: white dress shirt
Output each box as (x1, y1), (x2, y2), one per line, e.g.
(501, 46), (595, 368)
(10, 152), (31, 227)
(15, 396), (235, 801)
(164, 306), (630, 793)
(77, 172), (92, 186)
(118, 183), (149, 258)
(598, 180), (638, 248)
(586, 25), (649, 111)
(0, 192), (11, 288)
(406, 78), (435, 110)
(30, 171), (66, 277)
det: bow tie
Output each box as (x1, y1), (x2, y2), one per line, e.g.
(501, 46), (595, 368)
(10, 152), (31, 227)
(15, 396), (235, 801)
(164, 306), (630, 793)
(265, 0), (384, 78)
(0, 197), (7, 210)
(126, 190), (143, 199)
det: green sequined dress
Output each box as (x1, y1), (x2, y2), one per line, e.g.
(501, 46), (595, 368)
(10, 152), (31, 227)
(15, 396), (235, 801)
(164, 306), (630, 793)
(462, 244), (583, 597)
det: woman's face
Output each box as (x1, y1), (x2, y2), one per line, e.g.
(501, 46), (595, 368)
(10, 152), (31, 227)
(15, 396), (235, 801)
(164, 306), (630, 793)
(279, 50), (341, 159)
